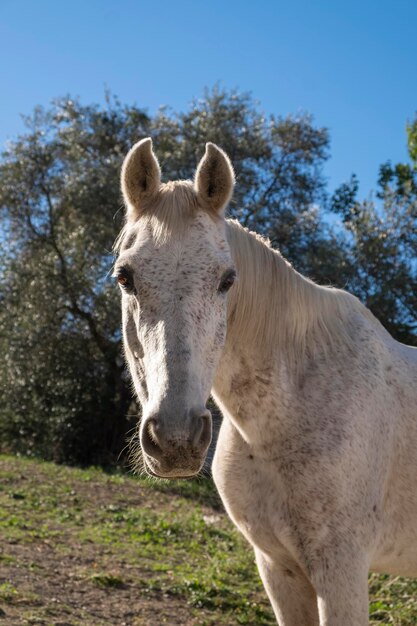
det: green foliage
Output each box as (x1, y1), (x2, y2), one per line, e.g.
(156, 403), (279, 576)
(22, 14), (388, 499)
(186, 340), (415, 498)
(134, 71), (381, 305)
(407, 113), (417, 167)
(0, 95), (149, 462)
(331, 121), (417, 345)
(342, 195), (416, 344)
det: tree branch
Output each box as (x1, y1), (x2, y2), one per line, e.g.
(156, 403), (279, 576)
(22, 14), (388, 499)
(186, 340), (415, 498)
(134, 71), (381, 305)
(39, 182), (113, 358)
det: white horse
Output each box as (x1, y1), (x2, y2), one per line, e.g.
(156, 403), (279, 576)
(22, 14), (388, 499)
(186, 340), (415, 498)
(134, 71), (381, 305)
(115, 138), (417, 625)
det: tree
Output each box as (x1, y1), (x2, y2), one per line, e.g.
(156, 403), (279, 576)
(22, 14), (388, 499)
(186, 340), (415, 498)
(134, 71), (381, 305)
(0, 96), (151, 462)
(407, 113), (417, 168)
(0, 88), (339, 462)
(330, 122), (417, 346)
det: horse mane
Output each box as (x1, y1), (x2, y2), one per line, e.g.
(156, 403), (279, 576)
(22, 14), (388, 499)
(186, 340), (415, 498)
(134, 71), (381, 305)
(225, 219), (378, 366)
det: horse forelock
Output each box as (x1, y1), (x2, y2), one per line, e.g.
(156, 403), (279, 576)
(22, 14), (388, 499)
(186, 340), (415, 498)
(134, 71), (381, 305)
(114, 180), (223, 252)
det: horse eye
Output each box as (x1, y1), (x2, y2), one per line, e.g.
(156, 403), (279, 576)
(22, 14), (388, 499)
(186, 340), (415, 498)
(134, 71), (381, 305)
(116, 268), (134, 292)
(218, 269), (236, 294)
(118, 274), (128, 286)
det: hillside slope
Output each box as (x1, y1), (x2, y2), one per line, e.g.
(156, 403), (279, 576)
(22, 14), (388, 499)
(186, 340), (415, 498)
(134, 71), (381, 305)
(0, 456), (416, 625)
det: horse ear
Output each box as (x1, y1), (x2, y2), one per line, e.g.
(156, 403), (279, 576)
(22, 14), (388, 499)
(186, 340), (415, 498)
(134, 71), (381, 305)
(194, 143), (235, 215)
(121, 138), (161, 220)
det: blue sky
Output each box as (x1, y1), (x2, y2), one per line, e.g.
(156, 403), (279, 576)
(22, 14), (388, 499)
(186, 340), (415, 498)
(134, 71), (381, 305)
(0, 0), (416, 197)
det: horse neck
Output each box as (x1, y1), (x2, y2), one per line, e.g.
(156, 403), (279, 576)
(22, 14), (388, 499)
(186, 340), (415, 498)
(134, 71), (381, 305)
(223, 219), (354, 372)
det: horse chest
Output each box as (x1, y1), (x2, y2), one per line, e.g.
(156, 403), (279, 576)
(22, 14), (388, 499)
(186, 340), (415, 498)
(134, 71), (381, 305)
(212, 419), (295, 557)
(216, 462), (286, 555)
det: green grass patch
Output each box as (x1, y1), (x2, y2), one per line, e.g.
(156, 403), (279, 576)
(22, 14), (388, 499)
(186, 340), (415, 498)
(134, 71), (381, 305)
(0, 582), (18, 603)
(88, 573), (125, 588)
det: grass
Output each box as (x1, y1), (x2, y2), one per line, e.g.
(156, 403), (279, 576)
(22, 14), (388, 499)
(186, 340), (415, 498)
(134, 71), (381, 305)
(0, 454), (416, 625)
(88, 573), (126, 588)
(0, 582), (18, 602)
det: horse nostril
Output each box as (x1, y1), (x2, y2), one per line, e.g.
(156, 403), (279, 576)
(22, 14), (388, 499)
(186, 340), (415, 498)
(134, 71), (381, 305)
(193, 413), (212, 450)
(141, 418), (163, 460)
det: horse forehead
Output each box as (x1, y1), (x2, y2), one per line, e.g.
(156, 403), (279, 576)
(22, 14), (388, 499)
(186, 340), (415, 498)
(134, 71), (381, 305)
(140, 240), (226, 281)
(123, 212), (230, 271)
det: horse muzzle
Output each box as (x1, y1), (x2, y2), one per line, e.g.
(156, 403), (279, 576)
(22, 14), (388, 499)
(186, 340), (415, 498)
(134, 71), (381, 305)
(140, 409), (212, 479)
